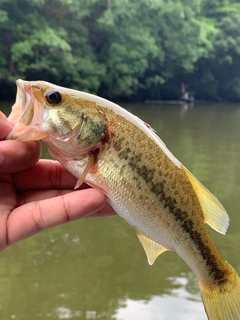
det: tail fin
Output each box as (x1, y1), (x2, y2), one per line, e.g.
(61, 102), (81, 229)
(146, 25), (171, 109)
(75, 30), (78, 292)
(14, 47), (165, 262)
(200, 265), (240, 320)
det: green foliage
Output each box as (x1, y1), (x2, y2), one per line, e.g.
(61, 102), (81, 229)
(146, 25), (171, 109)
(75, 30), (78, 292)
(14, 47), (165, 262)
(0, 0), (240, 101)
(188, 2), (240, 101)
(0, 9), (8, 23)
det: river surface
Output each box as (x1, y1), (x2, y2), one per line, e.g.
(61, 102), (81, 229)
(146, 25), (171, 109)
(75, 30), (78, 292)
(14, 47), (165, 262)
(1, 101), (240, 320)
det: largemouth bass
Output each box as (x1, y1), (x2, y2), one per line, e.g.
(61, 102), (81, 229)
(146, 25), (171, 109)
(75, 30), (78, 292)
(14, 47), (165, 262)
(7, 80), (240, 320)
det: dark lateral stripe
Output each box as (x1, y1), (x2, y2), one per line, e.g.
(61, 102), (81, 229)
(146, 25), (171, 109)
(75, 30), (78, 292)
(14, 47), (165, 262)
(118, 145), (226, 283)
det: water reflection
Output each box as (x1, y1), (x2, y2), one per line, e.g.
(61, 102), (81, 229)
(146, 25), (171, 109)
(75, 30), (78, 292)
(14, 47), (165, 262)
(116, 292), (203, 320)
(0, 217), (203, 320)
(1, 102), (240, 319)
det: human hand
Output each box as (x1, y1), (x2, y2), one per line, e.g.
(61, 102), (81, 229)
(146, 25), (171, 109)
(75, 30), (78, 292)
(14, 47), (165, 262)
(0, 111), (115, 252)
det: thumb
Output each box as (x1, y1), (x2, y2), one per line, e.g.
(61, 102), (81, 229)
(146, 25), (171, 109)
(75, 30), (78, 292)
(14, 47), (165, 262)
(0, 112), (13, 140)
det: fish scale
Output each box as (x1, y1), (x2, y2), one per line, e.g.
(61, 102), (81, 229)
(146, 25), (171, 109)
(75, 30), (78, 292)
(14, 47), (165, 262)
(7, 79), (240, 320)
(88, 108), (230, 282)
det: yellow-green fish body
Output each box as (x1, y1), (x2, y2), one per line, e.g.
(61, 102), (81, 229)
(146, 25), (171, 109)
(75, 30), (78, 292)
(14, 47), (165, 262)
(7, 80), (240, 320)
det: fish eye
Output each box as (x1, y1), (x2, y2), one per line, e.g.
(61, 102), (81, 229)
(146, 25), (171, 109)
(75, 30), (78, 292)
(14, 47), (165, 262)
(45, 90), (62, 104)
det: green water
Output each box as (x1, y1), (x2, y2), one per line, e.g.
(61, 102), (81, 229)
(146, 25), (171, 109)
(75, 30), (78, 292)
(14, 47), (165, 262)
(1, 101), (240, 320)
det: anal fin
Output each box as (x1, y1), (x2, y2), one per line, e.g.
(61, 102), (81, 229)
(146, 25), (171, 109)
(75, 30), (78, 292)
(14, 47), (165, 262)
(136, 231), (168, 265)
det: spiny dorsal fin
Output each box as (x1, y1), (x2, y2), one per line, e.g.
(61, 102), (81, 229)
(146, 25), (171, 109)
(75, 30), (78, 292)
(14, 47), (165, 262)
(136, 231), (168, 265)
(183, 166), (229, 234)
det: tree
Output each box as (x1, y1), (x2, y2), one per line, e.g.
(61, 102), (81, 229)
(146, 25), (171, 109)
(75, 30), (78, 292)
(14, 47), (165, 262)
(1, 0), (240, 101)
(171, 1), (240, 101)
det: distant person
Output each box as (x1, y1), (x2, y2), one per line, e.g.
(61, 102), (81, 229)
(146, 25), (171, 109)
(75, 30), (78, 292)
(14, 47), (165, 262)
(180, 83), (194, 102)
(0, 111), (115, 252)
(183, 91), (189, 100)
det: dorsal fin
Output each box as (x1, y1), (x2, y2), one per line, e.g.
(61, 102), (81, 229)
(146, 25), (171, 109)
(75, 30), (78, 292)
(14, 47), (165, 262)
(183, 166), (229, 234)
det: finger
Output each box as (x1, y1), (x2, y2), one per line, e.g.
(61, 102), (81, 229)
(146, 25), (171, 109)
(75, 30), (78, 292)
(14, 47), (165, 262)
(17, 189), (117, 218)
(0, 112), (13, 140)
(90, 201), (117, 218)
(17, 189), (117, 217)
(7, 188), (107, 246)
(12, 160), (82, 191)
(0, 140), (42, 173)
(0, 112), (41, 172)
(18, 189), (87, 204)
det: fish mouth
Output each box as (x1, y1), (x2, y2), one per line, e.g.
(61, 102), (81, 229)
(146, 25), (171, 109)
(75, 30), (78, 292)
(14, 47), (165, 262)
(8, 79), (31, 124)
(6, 79), (48, 141)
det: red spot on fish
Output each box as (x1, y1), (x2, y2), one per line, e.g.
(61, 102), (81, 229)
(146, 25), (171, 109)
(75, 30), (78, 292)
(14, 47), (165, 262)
(24, 83), (32, 94)
(144, 121), (152, 129)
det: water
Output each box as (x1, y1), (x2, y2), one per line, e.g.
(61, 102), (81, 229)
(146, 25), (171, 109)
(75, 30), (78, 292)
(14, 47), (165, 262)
(1, 101), (240, 320)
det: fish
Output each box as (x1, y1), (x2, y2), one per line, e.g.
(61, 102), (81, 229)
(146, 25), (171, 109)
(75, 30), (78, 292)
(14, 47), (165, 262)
(6, 79), (240, 320)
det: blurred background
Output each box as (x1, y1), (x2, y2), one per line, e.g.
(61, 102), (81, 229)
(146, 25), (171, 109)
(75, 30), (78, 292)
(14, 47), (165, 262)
(1, 0), (240, 102)
(1, 1), (240, 320)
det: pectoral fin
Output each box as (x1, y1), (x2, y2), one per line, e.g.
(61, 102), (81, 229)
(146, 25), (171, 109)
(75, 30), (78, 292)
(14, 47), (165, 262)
(74, 153), (95, 189)
(183, 166), (229, 235)
(136, 231), (168, 265)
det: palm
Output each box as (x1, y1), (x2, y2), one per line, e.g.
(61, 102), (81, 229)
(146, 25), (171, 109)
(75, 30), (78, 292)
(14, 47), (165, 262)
(0, 158), (114, 252)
